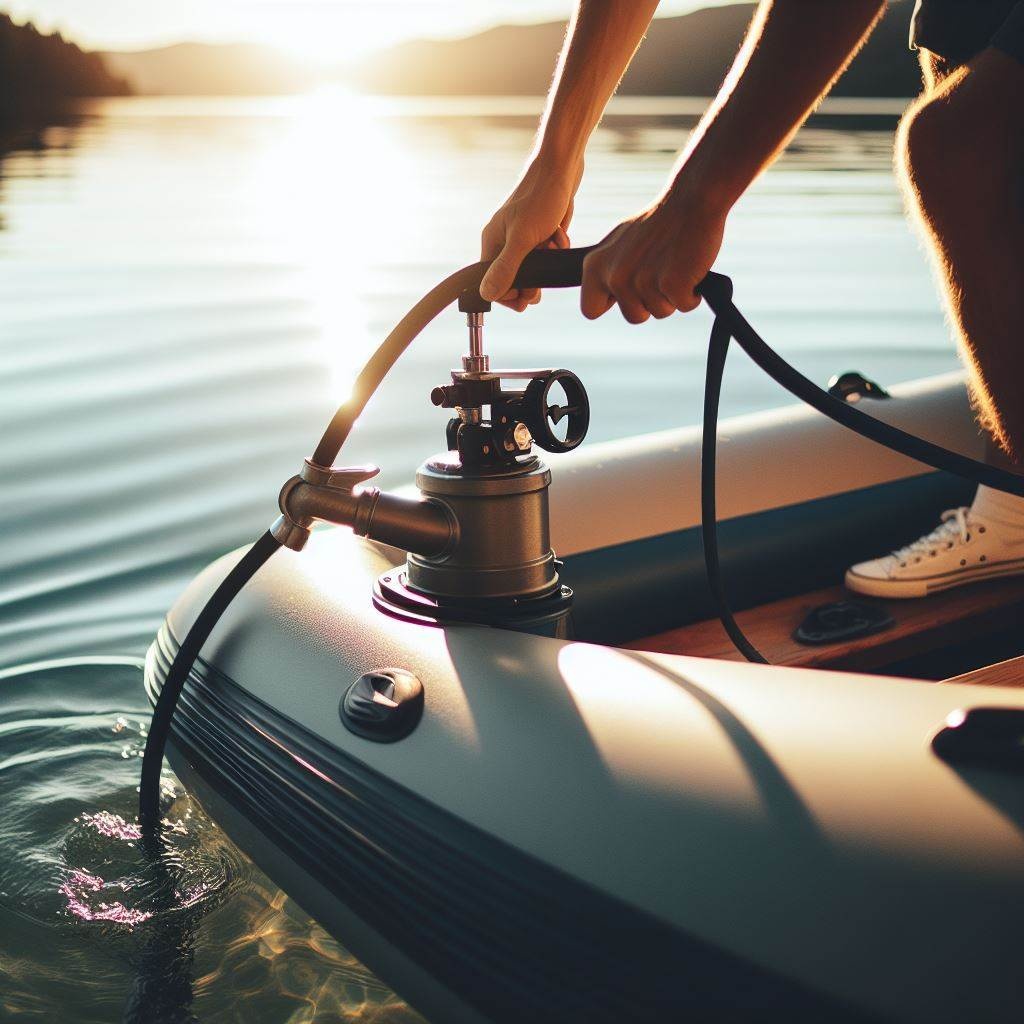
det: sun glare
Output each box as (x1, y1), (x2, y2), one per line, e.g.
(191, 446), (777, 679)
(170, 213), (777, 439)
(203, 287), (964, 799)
(257, 3), (496, 66)
(269, 14), (402, 65)
(247, 87), (412, 402)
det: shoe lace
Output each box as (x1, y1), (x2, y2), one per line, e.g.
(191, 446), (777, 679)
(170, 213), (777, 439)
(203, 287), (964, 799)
(893, 507), (973, 565)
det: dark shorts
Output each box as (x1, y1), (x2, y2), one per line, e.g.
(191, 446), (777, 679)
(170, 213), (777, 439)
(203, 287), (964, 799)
(911, 0), (1024, 67)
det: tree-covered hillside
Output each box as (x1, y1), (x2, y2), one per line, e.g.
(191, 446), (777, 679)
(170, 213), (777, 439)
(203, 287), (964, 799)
(347, 3), (921, 98)
(0, 13), (130, 118)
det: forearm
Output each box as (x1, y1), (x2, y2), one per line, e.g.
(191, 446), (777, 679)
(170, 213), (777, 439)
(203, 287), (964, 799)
(534, 0), (661, 168)
(668, 0), (885, 213)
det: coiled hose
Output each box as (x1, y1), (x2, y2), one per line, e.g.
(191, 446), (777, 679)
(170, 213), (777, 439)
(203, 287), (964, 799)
(139, 246), (1024, 838)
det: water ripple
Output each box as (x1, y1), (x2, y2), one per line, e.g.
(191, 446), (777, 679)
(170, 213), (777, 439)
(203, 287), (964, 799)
(0, 658), (420, 1022)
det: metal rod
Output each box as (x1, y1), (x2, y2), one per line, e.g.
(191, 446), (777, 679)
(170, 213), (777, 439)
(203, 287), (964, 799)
(467, 311), (484, 358)
(462, 311), (489, 374)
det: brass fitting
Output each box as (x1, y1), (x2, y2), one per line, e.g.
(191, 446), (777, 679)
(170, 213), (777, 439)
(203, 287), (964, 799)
(271, 460), (455, 558)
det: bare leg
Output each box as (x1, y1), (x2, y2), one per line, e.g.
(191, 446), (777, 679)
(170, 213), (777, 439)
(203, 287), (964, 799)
(844, 50), (1024, 598)
(898, 48), (1024, 459)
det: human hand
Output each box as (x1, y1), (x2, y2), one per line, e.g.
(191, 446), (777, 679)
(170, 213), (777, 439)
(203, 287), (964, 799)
(479, 155), (584, 311)
(580, 193), (726, 323)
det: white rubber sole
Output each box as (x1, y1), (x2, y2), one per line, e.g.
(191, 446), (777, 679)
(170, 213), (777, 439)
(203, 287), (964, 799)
(845, 557), (1024, 600)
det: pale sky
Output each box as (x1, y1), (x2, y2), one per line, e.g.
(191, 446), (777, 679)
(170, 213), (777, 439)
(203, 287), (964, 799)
(4, 1), (735, 60)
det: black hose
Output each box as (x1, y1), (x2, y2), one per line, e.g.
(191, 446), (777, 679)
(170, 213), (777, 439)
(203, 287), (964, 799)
(512, 250), (1024, 660)
(139, 531), (281, 840)
(697, 271), (1024, 497)
(695, 270), (1024, 662)
(311, 261), (492, 467)
(511, 249), (1024, 496)
(701, 305), (768, 664)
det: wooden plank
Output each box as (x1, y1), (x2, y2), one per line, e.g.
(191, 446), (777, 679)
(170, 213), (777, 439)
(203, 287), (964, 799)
(946, 654), (1024, 688)
(624, 578), (1024, 674)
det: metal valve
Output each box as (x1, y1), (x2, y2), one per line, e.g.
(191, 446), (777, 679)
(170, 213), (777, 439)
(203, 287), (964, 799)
(272, 462), (380, 551)
(458, 289), (491, 375)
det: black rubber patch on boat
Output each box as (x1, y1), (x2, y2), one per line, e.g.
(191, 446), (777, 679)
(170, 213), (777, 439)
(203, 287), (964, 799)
(793, 600), (894, 646)
(341, 668), (423, 742)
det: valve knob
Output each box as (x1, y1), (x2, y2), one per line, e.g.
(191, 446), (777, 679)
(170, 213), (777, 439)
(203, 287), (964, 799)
(521, 370), (589, 454)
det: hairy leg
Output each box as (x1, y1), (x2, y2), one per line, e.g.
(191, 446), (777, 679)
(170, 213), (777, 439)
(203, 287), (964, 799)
(898, 48), (1024, 459)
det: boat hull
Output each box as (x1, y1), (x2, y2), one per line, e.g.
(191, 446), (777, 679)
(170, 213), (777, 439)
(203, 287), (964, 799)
(147, 374), (1024, 1022)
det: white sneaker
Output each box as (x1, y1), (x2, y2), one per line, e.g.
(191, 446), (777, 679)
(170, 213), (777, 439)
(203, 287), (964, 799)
(845, 505), (1024, 599)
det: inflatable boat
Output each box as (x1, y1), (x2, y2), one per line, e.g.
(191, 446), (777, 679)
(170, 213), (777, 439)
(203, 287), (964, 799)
(143, 253), (1024, 1023)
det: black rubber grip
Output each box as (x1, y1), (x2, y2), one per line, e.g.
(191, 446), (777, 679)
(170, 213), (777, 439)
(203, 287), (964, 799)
(513, 246), (723, 296)
(512, 246), (596, 290)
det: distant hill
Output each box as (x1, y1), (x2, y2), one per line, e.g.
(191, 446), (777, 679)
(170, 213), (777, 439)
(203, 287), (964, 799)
(346, 2), (921, 97)
(0, 13), (130, 117)
(101, 42), (312, 96)
(98, 2), (921, 100)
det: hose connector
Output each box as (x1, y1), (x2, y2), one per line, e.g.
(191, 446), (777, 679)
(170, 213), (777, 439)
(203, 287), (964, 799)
(271, 459), (456, 558)
(271, 461), (380, 551)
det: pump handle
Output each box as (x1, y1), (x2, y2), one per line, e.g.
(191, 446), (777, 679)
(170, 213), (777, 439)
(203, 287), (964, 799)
(511, 245), (722, 299)
(511, 246), (596, 290)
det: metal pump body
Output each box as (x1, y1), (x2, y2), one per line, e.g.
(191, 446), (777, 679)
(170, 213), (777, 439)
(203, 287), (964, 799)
(271, 291), (589, 636)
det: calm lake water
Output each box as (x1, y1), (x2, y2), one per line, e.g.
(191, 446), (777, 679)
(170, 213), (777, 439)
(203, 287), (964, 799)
(0, 93), (957, 1021)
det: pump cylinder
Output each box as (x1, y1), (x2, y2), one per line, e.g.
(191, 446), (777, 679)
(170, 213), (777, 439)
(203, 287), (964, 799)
(407, 453), (558, 600)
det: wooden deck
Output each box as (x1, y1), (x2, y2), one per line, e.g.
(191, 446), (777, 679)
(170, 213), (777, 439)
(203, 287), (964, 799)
(624, 578), (1024, 675)
(946, 654), (1024, 688)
